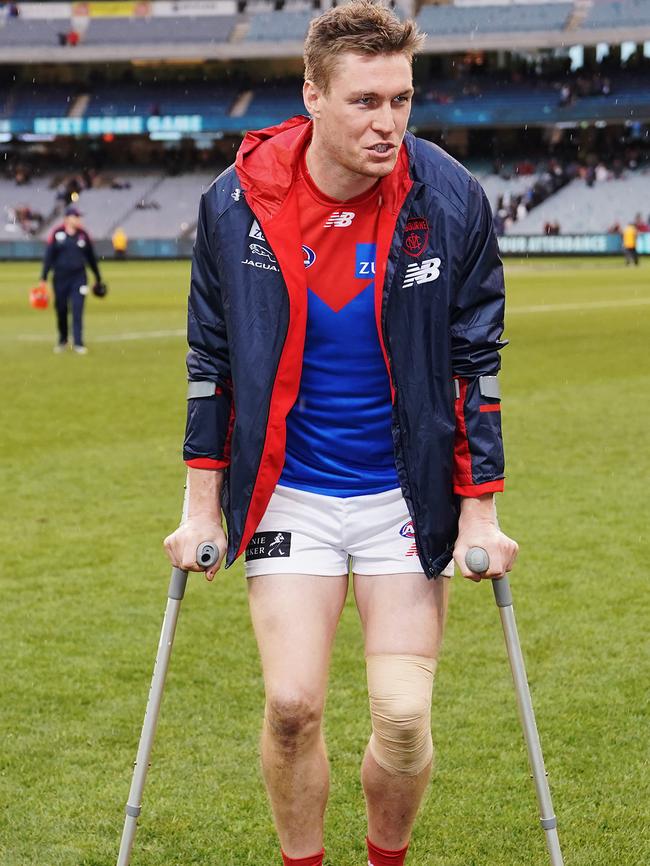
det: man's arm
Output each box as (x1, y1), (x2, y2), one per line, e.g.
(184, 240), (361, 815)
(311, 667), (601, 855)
(451, 178), (517, 579)
(83, 233), (102, 281)
(40, 233), (57, 282)
(164, 189), (233, 581)
(163, 467), (227, 582)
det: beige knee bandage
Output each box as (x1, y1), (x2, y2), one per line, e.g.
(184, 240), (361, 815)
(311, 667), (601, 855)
(366, 653), (437, 776)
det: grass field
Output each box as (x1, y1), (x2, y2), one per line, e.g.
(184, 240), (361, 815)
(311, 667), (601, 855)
(1, 258), (648, 866)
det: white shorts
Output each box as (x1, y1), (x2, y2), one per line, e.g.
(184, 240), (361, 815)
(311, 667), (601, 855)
(244, 485), (455, 578)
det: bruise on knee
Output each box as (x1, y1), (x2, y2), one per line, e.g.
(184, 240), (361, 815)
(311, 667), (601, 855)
(265, 695), (323, 754)
(366, 653), (436, 776)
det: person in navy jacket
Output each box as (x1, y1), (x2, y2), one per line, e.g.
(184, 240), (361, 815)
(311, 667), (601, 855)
(39, 204), (102, 354)
(165, 3), (518, 865)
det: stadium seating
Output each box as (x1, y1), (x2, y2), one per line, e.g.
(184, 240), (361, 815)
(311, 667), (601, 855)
(87, 83), (237, 120)
(478, 172), (540, 212)
(0, 18), (63, 47)
(0, 13), (238, 49)
(244, 85), (306, 124)
(83, 15), (238, 45)
(584, 0), (650, 29)
(54, 174), (165, 241)
(117, 173), (215, 239)
(2, 86), (73, 119)
(0, 176), (59, 239)
(246, 10), (314, 41)
(416, 3), (573, 35)
(507, 172), (650, 234)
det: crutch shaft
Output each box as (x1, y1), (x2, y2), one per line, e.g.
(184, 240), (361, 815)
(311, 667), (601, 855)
(494, 577), (564, 866)
(116, 566), (189, 866)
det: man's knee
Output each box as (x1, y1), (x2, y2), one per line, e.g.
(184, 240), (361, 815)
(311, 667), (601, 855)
(367, 654), (436, 776)
(265, 692), (323, 752)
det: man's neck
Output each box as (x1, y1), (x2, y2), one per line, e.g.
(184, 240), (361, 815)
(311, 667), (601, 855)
(305, 142), (377, 202)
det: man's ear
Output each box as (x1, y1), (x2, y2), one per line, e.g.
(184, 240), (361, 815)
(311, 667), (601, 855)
(303, 80), (322, 119)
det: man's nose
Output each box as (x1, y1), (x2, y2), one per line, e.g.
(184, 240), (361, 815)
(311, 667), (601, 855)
(371, 102), (396, 135)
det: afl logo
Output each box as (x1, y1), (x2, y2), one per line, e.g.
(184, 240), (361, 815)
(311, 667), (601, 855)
(399, 520), (415, 539)
(302, 245), (316, 268)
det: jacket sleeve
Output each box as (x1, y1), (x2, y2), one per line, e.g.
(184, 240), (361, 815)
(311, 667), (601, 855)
(183, 191), (234, 470)
(41, 234), (57, 280)
(83, 234), (101, 281)
(450, 177), (507, 497)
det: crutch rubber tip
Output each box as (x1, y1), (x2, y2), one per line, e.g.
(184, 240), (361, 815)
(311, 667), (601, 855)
(465, 547), (490, 574)
(196, 541), (219, 570)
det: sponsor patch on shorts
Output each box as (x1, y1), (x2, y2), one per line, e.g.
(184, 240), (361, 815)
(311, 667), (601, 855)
(245, 531), (292, 560)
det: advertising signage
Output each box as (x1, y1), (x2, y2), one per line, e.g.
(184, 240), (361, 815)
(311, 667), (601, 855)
(31, 115), (203, 136)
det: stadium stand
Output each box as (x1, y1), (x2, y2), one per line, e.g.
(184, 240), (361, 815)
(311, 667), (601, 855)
(244, 84), (305, 124)
(87, 83), (238, 120)
(117, 173), (215, 239)
(246, 10), (314, 42)
(51, 174), (165, 240)
(507, 171), (650, 234)
(0, 17), (62, 48)
(478, 172), (540, 212)
(584, 0), (650, 29)
(83, 15), (238, 46)
(1, 176), (58, 239)
(3, 85), (73, 119)
(415, 2), (573, 35)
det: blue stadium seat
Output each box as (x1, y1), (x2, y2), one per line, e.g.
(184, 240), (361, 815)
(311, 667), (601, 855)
(416, 3), (572, 35)
(584, 0), (650, 28)
(246, 11), (314, 42)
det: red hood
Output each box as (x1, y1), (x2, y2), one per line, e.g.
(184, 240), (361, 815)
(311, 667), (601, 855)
(235, 115), (412, 222)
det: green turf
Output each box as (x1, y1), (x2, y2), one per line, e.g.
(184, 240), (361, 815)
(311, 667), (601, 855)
(0, 258), (648, 866)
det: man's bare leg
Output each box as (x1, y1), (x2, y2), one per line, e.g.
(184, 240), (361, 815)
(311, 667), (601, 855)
(248, 572), (348, 858)
(353, 571), (449, 850)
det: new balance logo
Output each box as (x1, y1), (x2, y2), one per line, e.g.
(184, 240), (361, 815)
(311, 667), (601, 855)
(402, 257), (442, 288)
(324, 211), (355, 228)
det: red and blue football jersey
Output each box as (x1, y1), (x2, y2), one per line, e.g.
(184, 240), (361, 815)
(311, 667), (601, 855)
(279, 160), (399, 497)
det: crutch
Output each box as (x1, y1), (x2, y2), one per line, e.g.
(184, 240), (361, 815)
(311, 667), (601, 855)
(116, 538), (219, 866)
(465, 547), (564, 866)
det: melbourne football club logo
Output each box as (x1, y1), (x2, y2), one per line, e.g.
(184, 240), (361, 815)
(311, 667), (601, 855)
(402, 216), (429, 258)
(302, 245), (316, 268)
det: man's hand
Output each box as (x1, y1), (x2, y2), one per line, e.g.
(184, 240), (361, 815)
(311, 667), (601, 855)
(163, 516), (227, 582)
(453, 494), (518, 582)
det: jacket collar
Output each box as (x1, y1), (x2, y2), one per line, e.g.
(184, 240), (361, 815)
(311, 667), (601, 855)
(235, 115), (414, 221)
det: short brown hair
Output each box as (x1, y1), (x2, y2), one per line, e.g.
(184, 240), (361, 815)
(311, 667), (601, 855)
(304, 0), (424, 92)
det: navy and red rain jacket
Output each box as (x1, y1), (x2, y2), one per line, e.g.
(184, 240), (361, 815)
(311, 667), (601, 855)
(183, 116), (507, 578)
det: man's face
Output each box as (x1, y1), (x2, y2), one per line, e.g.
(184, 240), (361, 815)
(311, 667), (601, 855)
(64, 215), (82, 232)
(304, 51), (414, 182)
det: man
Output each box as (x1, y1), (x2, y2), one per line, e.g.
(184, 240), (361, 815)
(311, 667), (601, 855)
(622, 220), (639, 266)
(164, 3), (518, 864)
(39, 204), (102, 354)
(111, 225), (128, 259)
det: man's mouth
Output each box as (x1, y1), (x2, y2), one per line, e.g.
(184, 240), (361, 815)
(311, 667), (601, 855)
(368, 143), (394, 154)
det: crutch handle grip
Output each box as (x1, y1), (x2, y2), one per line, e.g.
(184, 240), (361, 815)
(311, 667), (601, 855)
(465, 546), (490, 574)
(196, 541), (220, 570)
